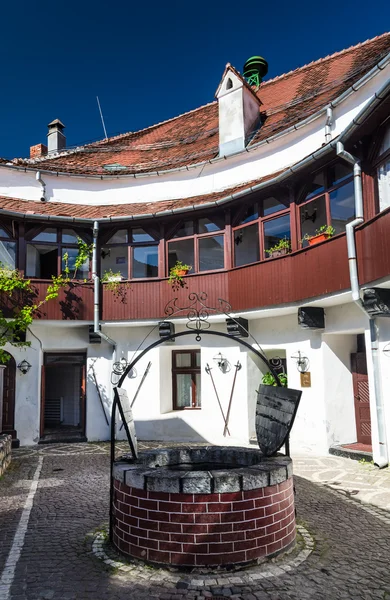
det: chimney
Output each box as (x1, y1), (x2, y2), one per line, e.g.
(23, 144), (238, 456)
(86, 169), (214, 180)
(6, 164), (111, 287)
(215, 60), (266, 157)
(47, 119), (66, 153)
(30, 143), (48, 159)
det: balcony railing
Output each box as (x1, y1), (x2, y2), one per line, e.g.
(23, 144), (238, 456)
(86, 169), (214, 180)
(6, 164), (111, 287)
(1, 210), (389, 322)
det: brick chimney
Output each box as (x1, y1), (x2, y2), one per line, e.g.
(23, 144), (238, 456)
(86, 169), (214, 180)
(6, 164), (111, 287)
(30, 143), (48, 159)
(47, 119), (66, 153)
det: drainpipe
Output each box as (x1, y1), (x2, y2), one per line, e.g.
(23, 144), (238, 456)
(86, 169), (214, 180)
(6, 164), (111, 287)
(337, 142), (388, 468)
(325, 107), (333, 144)
(36, 171), (46, 202)
(92, 220), (116, 348)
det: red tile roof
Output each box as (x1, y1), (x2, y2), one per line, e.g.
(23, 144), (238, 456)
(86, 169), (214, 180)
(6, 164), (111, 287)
(10, 33), (390, 176)
(0, 171), (281, 220)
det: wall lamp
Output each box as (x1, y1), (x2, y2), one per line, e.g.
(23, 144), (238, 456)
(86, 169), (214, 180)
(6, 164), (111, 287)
(291, 351), (309, 373)
(17, 360), (32, 375)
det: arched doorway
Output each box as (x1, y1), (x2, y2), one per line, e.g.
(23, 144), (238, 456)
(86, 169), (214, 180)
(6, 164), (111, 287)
(1, 353), (18, 447)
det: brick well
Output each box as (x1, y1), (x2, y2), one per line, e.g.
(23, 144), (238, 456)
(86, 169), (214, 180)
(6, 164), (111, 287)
(112, 447), (295, 567)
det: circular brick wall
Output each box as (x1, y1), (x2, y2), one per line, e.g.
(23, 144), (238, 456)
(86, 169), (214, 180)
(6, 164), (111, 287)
(112, 447), (295, 568)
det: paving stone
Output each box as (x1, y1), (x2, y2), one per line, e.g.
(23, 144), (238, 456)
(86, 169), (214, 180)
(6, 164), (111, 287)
(0, 443), (390, 600)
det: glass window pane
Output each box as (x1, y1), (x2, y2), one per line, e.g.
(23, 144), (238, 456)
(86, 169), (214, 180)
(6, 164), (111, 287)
(264, 215), (291, 255)
(132, 228), (154, 243)
(168, 239), (194, 271)
(305, 171), (325, 200)
(262, 197), (286, 216)
(61, 229), (79, 243)
(107, 229), (128, 244)
(238, 204), (258, 225)
(378, 160), (390, 212)
(199, 235), (224, 271)
(379, 126), (390, 155)
(330, 180), (355, 234)
(300, 195), (327, 247)
(195, 373), (201, 407)
(62, 247), (89, 280)
(0, 227), (10, 238)
(173, 221), (194, 238)
(175, 353), (192, 367)
(195, 351), (201, 367)
(101, 247), (128, 279)
(26, 244), (58, 278)
(329, 162), (352, 187)
(0, 241), (16, 269)
(234, 224), (259, 267)
(175, 374), (192, 408)
(32, 228), (57, 242)
(132, 246), (158, 278)
(198, 216), (224, 233)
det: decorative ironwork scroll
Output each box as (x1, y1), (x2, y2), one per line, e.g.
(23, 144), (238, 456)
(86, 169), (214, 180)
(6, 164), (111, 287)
(164, 292), (233, 340)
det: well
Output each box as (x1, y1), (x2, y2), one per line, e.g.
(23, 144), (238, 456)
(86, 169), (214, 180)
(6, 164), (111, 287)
(112, 446), (295, 567)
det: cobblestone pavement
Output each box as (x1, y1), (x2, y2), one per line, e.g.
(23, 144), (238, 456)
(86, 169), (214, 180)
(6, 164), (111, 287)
(0, 443), (389, 600)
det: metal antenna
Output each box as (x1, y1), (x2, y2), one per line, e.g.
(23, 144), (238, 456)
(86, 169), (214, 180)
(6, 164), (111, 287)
(96, 96), (108, 140)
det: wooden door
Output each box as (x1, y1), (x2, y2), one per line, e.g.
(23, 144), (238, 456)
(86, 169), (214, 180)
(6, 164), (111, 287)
(40, 365), (46, 437)
(2, 355), (16, 438)
(351, 352), (371, 445)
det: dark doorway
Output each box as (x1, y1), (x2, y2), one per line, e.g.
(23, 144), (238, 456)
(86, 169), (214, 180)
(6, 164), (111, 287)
(40, 353), (86, 443)
(40, 248), (58, 279)
(351, 351), (372, 446)
(1, 353), (18, 447)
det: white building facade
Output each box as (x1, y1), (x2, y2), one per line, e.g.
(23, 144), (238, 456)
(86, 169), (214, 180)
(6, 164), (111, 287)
(1, 34), (390, 466)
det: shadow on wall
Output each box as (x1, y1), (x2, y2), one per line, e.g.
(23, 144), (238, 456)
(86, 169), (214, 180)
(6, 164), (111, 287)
(134, 417), (208, 443)
(87, 367), (111, 428)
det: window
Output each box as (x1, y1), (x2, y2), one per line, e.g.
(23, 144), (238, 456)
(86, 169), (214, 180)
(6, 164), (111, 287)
(298, 162), (354, 246)
(376, 126), (390, 212)
(172, 350), (201, 409)
(0, 225), (16, 270)
(232, 195), (290, 265)
(100, 226), (159, 280)
(25, 227), (89, 279)
(167, 216), (225, 274)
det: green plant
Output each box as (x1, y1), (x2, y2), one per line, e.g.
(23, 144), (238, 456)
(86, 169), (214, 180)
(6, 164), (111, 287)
(262, 371), (288, 387)
(168, 260), (192, 289)
(101, 269), (131, 302)
(265, 237), (291, 255)
(0, 240), (92, 364)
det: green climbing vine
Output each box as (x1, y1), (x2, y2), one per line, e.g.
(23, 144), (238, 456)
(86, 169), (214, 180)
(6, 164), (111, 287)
(0, 237), (92, 364)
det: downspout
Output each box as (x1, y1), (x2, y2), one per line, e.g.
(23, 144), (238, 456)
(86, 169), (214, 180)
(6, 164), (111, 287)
(36, 171), (46, 202)
(92, 220), (116, 348)
(325, 107), (333, 144)
(337, 142), (388, 468)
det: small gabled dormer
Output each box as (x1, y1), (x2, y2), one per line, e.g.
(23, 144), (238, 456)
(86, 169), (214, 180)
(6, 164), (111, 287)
(216, 60), (266, 157)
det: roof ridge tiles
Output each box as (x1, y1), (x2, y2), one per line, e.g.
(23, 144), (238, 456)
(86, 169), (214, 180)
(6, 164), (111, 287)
(260, 31), (390, 88)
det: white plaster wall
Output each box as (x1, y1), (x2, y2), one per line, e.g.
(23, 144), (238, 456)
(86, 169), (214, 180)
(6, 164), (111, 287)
(378, 319), (390, 457)
(0, 64), (388, 207)
(322, 334), (357, 447)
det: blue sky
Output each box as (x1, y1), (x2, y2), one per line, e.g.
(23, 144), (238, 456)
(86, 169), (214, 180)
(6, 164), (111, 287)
(1, 1), (388, 159)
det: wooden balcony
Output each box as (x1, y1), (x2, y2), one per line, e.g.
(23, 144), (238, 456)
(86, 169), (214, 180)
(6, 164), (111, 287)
(1, 210), (389, 323)
(0, 281), (94, 321)
(102, 209), (390, 321)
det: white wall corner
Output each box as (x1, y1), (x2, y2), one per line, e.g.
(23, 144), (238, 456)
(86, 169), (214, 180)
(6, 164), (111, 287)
(216, 66), (261, 157)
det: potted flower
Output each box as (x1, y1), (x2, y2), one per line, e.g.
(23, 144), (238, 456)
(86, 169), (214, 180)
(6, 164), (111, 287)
(265, 237), (291, 259)
(168, 261), (192, 288)
(303, 225), (335, 247)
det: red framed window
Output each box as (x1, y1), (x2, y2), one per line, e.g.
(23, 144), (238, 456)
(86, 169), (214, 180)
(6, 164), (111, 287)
(172, 350), (201, 410)
(232, 195), (290, 266)
(100, 226), (159, 281)
(298, 161), (354, 246)
(166, 216), (225, 275)
(25, 226), (90, 280)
